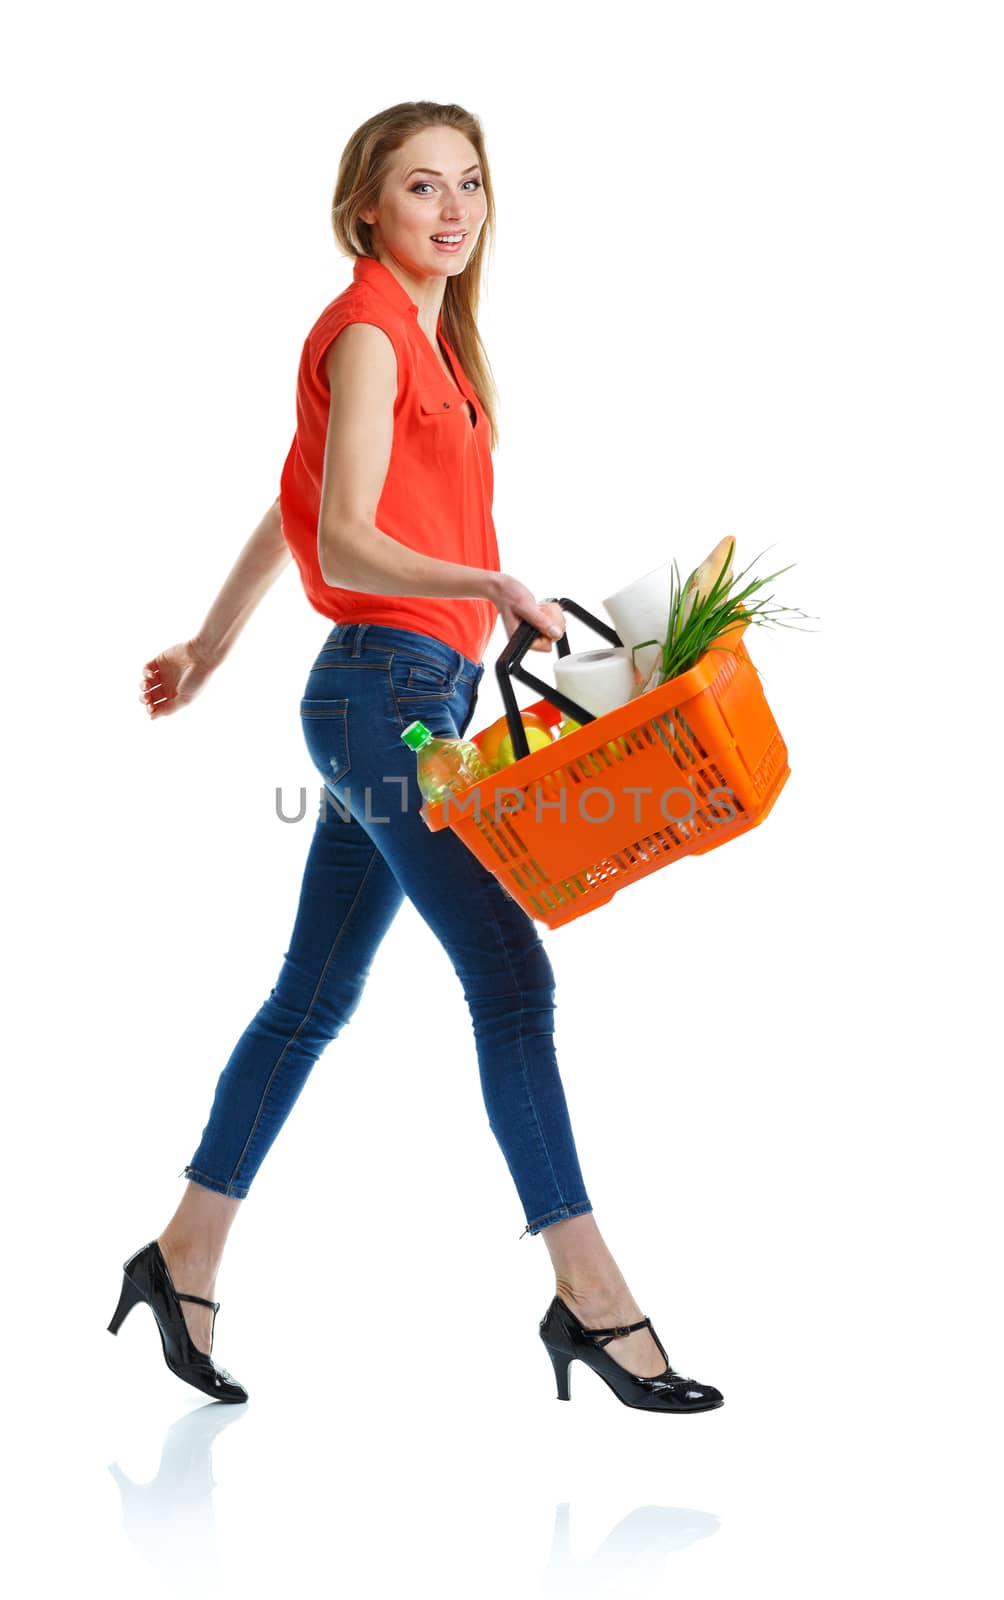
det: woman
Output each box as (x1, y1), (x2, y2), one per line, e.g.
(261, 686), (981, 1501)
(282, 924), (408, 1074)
(111, 101), (723, 1416)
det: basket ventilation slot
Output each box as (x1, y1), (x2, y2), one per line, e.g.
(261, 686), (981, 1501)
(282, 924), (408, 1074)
(652, 709), (708, 771)
(751, 732), (786, 797)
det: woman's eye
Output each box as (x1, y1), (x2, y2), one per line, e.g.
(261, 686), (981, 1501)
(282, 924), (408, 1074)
(412, 179), (482, 194)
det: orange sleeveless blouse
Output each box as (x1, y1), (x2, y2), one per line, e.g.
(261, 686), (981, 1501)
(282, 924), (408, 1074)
(278, 255), (500, 665)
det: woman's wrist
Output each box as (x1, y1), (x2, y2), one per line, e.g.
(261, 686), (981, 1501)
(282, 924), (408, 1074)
(189, 634), (222, 671)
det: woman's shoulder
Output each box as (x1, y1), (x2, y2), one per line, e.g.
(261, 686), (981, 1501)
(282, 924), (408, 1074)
(300, 280), (409, 396)
(308, 278), (407, 347)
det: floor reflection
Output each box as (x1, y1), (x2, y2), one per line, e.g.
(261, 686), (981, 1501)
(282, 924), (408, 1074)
(106, 1403), (716, 1595)
(540, 1500), (720, 1591)
(106, 1401), (246, 1589)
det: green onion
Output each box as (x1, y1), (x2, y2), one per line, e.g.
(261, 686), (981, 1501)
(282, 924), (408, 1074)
(636, 542), (816, 692)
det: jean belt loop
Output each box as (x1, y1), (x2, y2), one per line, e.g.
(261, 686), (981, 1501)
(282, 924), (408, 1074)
(352, 624), (368, 657)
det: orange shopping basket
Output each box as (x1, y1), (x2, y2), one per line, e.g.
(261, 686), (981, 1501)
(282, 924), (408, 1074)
(421, 596), (790, 929)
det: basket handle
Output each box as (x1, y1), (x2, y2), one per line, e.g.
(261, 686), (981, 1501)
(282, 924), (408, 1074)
(494, 596), (624, 762)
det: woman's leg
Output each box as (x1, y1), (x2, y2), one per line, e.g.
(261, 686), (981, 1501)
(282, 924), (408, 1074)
(160, 794), (407, 1352)
(157, 1187), (242, 1356)
(308, 626), (666, 1377)
(180, 801), (405, 1195)
(537, 1213), (668, 1377)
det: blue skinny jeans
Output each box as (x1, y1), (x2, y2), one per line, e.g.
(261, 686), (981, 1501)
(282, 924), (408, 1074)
(182, 621), (594, 1237)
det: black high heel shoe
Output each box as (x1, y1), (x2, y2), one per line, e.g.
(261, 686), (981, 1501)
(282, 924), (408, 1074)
(107, 1240), (248, 1403)
(539, 1294), (723, 1412)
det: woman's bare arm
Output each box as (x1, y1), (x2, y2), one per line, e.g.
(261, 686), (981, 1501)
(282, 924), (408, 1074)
(192, 495), (292, 668)
(141, 496), (292, 718)
(317, 325), (561, 641)
(316, 324), (493, 597)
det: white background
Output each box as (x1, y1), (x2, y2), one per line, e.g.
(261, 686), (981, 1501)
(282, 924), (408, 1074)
(4, 2), (1001, 1596)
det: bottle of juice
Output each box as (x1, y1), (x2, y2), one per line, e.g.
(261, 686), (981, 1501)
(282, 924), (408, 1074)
(400, 720), (491, 803)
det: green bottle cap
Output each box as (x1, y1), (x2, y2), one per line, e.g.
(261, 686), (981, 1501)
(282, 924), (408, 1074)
(400, 720), (432, 751)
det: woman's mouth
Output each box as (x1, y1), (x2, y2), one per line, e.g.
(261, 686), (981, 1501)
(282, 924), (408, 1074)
(430, 232), (467, 253)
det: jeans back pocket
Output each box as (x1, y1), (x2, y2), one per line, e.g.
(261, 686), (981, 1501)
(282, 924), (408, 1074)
(390, 655), (457, 698)
(300, 697), (351, 786)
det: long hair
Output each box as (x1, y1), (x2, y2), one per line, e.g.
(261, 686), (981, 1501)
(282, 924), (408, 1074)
(331, 101), (500, 451)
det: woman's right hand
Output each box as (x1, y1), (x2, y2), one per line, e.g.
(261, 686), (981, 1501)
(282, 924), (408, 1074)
(494, 574), (565, 652)
(139, 639), (216, 719)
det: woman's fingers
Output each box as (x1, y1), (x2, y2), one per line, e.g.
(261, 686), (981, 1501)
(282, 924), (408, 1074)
(529, 600), (565, 648)
(139, 659), (169, 715)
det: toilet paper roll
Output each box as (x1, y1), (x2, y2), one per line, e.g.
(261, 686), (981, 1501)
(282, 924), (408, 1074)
(602, 561), (675, 686)
(553, 648), (637, 719)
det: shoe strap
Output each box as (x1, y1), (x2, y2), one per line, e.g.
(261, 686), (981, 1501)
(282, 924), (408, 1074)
(579, 1315), (652, 1348)
(176, 1291), (220, 1313)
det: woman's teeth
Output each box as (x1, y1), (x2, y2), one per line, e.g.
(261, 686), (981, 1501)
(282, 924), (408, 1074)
(432, 233), (464, 243)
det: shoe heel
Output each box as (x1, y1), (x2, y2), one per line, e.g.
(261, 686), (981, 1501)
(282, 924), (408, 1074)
(107, 1272), (144, 1335)
(544, 1342), (573, 1401)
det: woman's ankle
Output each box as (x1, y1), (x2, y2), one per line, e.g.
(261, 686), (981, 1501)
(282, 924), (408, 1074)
(157, 1231), (222, 1282)
(555, 1276), (638, 1316)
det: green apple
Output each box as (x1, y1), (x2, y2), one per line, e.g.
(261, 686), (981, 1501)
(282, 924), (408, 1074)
(496, 725), (553, 767)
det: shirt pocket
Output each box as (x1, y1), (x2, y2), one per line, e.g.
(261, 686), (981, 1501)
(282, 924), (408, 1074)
(418, 384), (470, 421)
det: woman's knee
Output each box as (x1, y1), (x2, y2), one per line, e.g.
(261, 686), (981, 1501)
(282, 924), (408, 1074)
(256, 973), (368, 1048)
(514, 930), (556, 993)
(457, 927), (555, 1002)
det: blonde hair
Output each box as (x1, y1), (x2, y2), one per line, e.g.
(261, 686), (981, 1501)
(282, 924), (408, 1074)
(331, 101), (500, 451)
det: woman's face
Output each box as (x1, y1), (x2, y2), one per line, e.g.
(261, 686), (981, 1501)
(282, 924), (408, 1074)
(361, 126), (487, 282)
